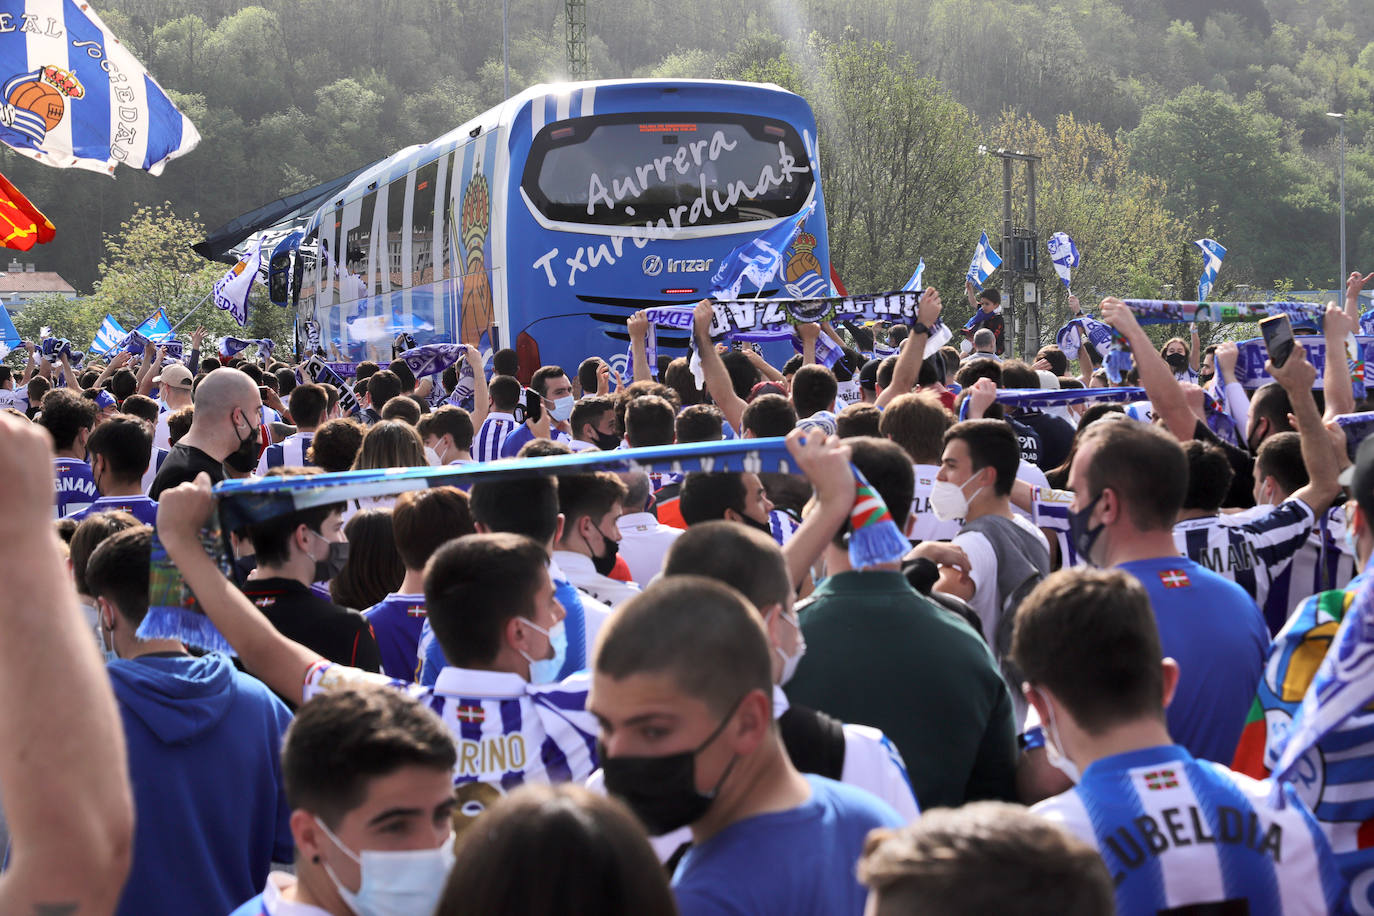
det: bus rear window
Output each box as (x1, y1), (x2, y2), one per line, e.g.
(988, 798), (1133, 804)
(522, 113), (813, 229)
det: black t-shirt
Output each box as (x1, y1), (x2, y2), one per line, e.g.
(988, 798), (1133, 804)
(1016, 410), (1075, 471)
(1008, 417), (1042, 468)
(240, 578), (382, 695)
(149, 444), (224, 500)
(1194, 419), (1256, 509)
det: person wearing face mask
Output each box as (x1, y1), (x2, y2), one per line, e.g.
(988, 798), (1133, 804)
(229, 686), (458, 916)
(1015, 568), (1342, 916)
(570, 395), (621, 452)
(679, 470), (777, 539)
(417, 405), (476, 467)
(238, 472), (383, 689)
(498, 365), (574, 457)
(591, 576), (906, 916)
(85, 526), (297, 916)
(150, 367), (265, 500)
(1159, 324), (1200, 383)
(907, 419), (1049, 716)
(68, 415), (159, 526)
(552, 471), (641, 607)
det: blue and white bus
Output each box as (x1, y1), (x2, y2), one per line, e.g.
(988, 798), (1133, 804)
(289, 79), (829, 381)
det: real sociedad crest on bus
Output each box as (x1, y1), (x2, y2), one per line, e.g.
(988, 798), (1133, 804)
(1, 66), (83, 144)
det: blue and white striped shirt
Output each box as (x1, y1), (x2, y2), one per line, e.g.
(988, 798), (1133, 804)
(1034, 744), (1342, 916)
(257, 432), (315, 475)
(473, 412), (517, 463)
(1173, 501), (1315, 611)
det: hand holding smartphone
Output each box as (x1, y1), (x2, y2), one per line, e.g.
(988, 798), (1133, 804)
(1259, 314), (1295, 368)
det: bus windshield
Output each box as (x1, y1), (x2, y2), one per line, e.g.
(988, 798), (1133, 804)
(522, 113), (813, 229)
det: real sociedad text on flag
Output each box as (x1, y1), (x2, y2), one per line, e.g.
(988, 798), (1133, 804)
(212, 239), (263, 327)
(0, 1), (199, 175)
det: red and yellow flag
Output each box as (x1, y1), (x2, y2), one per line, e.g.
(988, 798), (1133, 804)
(0, 171), (55, 251)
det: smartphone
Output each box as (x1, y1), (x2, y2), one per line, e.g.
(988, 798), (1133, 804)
(1259, 314), (1295, 368)
(258, 385), (272, 399)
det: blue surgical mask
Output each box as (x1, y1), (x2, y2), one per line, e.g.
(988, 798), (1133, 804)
(519, 618), (568, 683)
(550, 395), (575, 423)
(315, 817), (453, 916)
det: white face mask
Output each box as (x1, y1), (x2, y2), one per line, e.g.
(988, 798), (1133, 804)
(929, 472), (985, 522)
(1034, 688), (1080, 784)
(315, 817), (454, 916)
(774, 610), (806, 685)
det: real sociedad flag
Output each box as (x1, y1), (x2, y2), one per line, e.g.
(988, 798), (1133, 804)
(90, 314), (125, 355)
(0, 1), (199, 176)
(212, 238), (263, 327)
(709, 200), (815, 299)
(1195, 238), (1226, 301)
(901, 258), (926, 292)
(966, 232), (1002, 290)
(130, 308), (173, 343)
(1047, 232), (1080, 291)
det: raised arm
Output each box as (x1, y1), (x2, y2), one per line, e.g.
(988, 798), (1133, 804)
(58, 351), (79, 390)
(874, 287), (942, 410)
(745, 345), (785, 383)
(693, 299), (748, 433)
(134, 343), (159, 396)
(157, 474), (322, 701)
(799, 322), (819, 366)
(780, 428), (854, 591)
(1188, 323), (1201, 373)
(1212, 341), (1250, 434)
(0, 413), (133, 914)
(1269, 347), (1342, 515)
(627, 310), (652, 383)
(1322, 304), (1358, 420)
(464, 343), (489, 431)
(1100, 297), (1195, 441)
(1344, 269), (1374, 323)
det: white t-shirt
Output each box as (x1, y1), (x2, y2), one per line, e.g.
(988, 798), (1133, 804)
(615, 511), (681, 585)
(907, 463), (961, 543)
(953, 513), (1049, 651)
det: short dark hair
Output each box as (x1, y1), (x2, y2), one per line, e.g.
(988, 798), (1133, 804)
(663, 521), (790, 611)
(836, 403), (882, 439)
(242, 468), (343, 566)
(86, 525), (153, 626)
(470, 476), (559, 545)
(679, 472), (747, 525)
(1078, 420), (1186, 532)
(859, 801), (1114, 916)
(380, 393), (421, 426)
(492, 348), (520, 377)
(276, 367), (297, 398)
(307, 417), (365, 473)
(1181, 440), (1235, 512)
(489, 375), (522, 411)
(594, 576), (773, 718)
(440, 784), (677, 916)
(1255, 431), (1307, 497)
(166, 405), (194, 446)
(419, 405), (475, 452)
(367, 370), (402, 411)
(676, 404), (725, 443)
(393, 487), (475, 571)
(881, 393), (952, 465)
(558, 472), (628, 532)
(39, 388), (96, 449)
(1036, 346), (1069, 377)
(200, 357), (220, 375)
(625, 394), (675, 448)
(615, 381), (680, 435)
(282, 687), (456, 828)
(110, 368), (137, 402)
(531, 365), (568, 397)
(70, 510), (141, 596)
(577, 357), (604, 396)
(1012, 568), (1165, 734)
(86, 415), (152, 484)
(1251, 383), (1295, 438)
(719, 350), (759, 400)
(386, 358), (417, 393)
(519, 438), (572, 458)
(741, 393), (796, 438)
(119, 394), (159, 426)
(571, 396), (615, 440)
(944, 420), (1019, 497)
(354, 361), (380, 382)
(664, 357), (702, 407)
(977, 287), (1001, 306)
(791, 365), (837, 418)
(329, 509), (405, 610)
(999, 360), (1038, 390)
(844, 437), (915, 535)
(289, 383), (328, 428)
(954, 358), (1001, 389)
(425, 533), (549, 667)
(876, 355), (898, 391)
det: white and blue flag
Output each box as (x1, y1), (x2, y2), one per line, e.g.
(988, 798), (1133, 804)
(0, 1), (199, 176)
(212, 238), (263, 327)
(709, 200), (815, 300)
(124, 308), (174, 345)
(966, 231), (1002, 290)
(1047, 232), (1080, 291)
(90, 314), (126, 355)
(901, 258), (926, 293)
(1195, 238), (1227, 301)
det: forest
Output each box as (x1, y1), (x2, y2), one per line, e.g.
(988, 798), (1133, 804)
(3, 0), (1372, 344)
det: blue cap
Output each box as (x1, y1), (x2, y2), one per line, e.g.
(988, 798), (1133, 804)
(94, 389), (116, 410)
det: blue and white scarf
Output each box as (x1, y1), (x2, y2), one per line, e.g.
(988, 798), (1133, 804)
(957, 386), (1144, 421)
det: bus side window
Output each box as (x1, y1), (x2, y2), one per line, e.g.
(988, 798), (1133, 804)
(387, 176), (407, 291)
(412, 161), (438, 287)
(348, 192), (376, 295)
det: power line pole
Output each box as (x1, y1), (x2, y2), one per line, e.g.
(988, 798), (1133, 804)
(566, 0), (587, 81)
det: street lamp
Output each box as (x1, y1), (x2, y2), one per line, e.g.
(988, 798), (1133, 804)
(1328, 112), (1346, 293)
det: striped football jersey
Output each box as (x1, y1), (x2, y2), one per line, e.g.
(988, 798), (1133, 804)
(473, 412), (517, 463)
(1173, 501), (1315, 610)
(257, 432), (315, 475)
(1035, 744), (1342, 916)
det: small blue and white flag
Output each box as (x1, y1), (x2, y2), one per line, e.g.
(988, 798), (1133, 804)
(710, 200), (815, 299)
(1195, 238), (1227, 301)
(0, 2), (200, 176)
(1047, 232), (1080, 291)
(212, 238), (263, 327)
(901, 258), (926, 293)
(127, 308), (174, 344)
(91, 314), (126, 355)
(966, 232), (1002, 290)
(0, 302), (19, 354)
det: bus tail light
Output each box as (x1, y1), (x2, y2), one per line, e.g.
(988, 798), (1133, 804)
(516, 331), (539, 387)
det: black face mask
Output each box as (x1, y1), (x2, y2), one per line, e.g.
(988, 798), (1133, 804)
(308, 530), (350, 583)
(594, 429), (622, 451)
(232, 554), (258, 586)
(1067, 492), (1104, 566)
(224, 412), (262, 474)
(600, 697), (743, 836)
(590, 526), (620, 577)
(1165, 352), (1188, 371)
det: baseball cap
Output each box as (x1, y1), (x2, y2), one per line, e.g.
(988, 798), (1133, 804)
(154, 364), (193, 390)
(858, 358), (882, 392)
(747, 381), (788, 402)
(1339, 435), (1374, 518)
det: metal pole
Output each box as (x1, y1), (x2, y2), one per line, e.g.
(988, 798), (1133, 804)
(166, 290), (215, 336)
(1339, 117), (1347, 292)
(1025, 157), (1038, 360)
(503, 0), (510, 99)
(1002, 156), (1013, 358)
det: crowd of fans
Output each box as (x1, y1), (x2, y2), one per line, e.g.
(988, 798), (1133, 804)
(3, 273), (1373, 914)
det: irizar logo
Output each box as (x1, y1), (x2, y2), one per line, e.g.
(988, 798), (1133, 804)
(642, 255), (714, 277)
